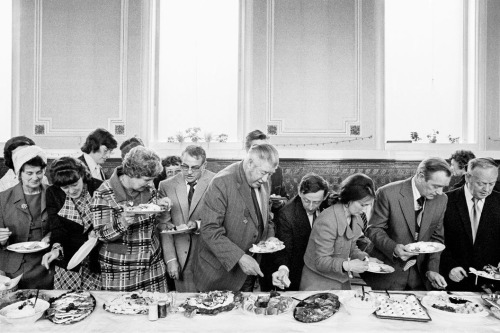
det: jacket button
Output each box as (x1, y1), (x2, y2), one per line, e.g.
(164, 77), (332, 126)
(253, 235), (257, 239)
(184, 251), (187, 254)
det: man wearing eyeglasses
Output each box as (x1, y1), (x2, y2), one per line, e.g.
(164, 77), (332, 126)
(193, 144), (280, 292)
(157, 145), (215, 292)
(79, 128), (117, 180)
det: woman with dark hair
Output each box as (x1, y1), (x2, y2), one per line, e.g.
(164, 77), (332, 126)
(153, 155), (182, 189)
(299, 173), (382, 291)
(91, 146), (171, 291)
(79, 128), (118, 180)
(0, 146), (54, 289)
(41, 157), (103, 290)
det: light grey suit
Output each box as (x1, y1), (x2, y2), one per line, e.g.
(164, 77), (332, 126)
(365, 178), (446, 290)
(158, 169), (215, 292)
(193, 161), (274, 292)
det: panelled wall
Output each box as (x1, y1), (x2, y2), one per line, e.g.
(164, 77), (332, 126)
(8, 0), (500, 158)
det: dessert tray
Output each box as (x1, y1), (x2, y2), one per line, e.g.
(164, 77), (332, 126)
(46, 290), (96, 324)
(179, 291), (243, 316)
(421, 291), (487, 319)
(104, 291), (168, 315)
(7, 241), (49, 253)
(249, 238), (285, 254)
(293, 293), (340, 323)
(374, 292), (431, 322)
(242, 291), (294, 316)
(403, 242), (445, 254)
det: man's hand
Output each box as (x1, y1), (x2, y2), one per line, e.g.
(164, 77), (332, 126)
(167, 260), (180, 280)
(186, 220), (197, 229)
(41, 249), (60, 270)
(449, 267), (468, 282)
(0, 227), (11, 245)
(272, 267), (291, 289)
(426, 271), (447, 289)
(394, 244), (418, 261)
(157, 197), (172, 211)
(238, 254), (263, 277)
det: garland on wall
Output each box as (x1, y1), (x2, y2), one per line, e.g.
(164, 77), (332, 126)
(273, 135), (373, 147)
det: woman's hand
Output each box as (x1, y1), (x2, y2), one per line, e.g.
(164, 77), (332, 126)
(342, 259), (369, 274)
(157, 197), (172, 211)
(0, 227), (11, 245)
(167, 260), (180, 280)
(41, 248), (60, 270)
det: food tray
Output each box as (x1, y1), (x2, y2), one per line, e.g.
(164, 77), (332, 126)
(373, 292), (431, 322)
(46, 290), (96, 325)
(293, 293), (340, 323)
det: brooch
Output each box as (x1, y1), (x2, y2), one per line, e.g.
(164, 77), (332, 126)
(21, 204), (28, 209)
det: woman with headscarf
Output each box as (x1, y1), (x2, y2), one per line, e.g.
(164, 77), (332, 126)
(0, 146), (54, 289)
(299, 173), (382, 291)
(41, 157), (102, 290)
(91, 146), (171, 291)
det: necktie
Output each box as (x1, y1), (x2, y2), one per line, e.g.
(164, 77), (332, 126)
(405, 196), (425, 271)
(471, 197), (479, 243)
(312, 212), (317, 226)
(360, 212), (368, 232)
(188, 181), (196, 208)
(250, 187), (264, 238)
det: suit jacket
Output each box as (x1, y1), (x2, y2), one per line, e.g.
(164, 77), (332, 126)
(440, 188), (500, 291)
(365, 178), (446, 290)
(158, 170), (215, 269)
(301, 203), (367, 289)
(193, 161), (274, 291)
(46, 178), (103, 273)
(0, 183), (49, 273)
(78, 154), (106, 180)
(273, 195), (313, 291)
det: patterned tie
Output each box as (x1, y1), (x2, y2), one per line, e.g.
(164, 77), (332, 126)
(360, 212), (368, 232)
(404, 196), (425, 271)
(250, 187), (264, 237)
(471, 197), (480, 243)
(188, 181), (196, 208)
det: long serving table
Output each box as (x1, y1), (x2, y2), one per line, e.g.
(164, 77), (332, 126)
(1, 290), (499, 333)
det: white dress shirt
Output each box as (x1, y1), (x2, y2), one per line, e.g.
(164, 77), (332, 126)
(84, 153), (103, 180)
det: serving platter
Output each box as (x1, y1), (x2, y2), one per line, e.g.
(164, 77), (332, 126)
(373, 292), (431, 322)
(293, 293), (340, 323)
(421, 291), (487, 320)
(179, 291), (243, 316)
(46, 290), (96, 324)
(103, 291), (167, 315)
(242, 291), (294, 316)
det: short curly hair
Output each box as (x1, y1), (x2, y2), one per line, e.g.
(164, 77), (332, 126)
(338, 173), (375, 204)
(81, 128), (118, 154)
(299, 173), (329, 196)
(450, 150), (476, 171)
(122, 146), (162, 178)
(50, 157), (93, 187)
(162, 156), (182, 168)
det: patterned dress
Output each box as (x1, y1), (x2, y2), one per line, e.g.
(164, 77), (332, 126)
(91, 167), (168, 292)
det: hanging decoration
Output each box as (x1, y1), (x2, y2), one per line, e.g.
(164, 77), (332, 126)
(273, 135), (373, 147)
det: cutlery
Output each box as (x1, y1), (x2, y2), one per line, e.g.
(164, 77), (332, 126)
(33, 289), (40, 307)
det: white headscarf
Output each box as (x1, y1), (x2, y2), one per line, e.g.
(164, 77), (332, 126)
(13, 145), (47, 176)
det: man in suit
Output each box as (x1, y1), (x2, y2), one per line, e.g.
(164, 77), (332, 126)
(271, 173), (329, 290)
(449, 150), (475, 190)
(79, 128), (117, 180)
(193, 144), (279, 292)
(365, 157), (451, 291)
(158, 145), (215, 292)
(440, 158), (500, 291)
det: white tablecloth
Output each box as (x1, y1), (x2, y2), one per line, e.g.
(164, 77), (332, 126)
(1, 290), (499, 333)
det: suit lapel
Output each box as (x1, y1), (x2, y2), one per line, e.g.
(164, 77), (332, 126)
(236, 162), (259, 229)
(418, 197), (437, 241)
(399, 179), (416, 240)
(294, 196), (312, 233)
(175, 178), (189, 223)
(189, 171), (209, 217)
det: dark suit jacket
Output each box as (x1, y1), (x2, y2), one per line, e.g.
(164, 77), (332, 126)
(365, 178), (446, 290)
(272, 195), (313, 291)
(270, 166), (287, 198)
(78, 154), (106, 180)
(0, 183), (49, 273)
(450, 175), (466, 191)
(193, 161), (274, 291)
(440, 187), (500, 291)
(46, 178), (102, 273)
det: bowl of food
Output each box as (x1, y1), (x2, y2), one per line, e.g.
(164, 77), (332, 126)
(0, 298), (50, 325)
(341, 294), (377, 316)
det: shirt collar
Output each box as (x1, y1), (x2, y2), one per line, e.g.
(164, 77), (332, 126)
(464, 183), (483, 203)
(411, 176), (423, 209)
(83, 153), (100, 172)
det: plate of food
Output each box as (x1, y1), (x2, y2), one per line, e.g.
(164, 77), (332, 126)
(179, 291), (243, 316)
(373, 292), (431, 322)
(293, 293), (340, 323)
(242, 291), (294, 316)
(470, 265), (500, 281)
(103, 291), (168, 315)
(46, 290), (96, 324)
(341, 293), (377, 316)
(421, 291), (487, 319)
(124, 203), (165, 214)
(403, 242), (445, 254)
(0, 297), (50, 325)
(269, 195), (287, 202)
(7, 241), (49, 253)
(249, 238), (285, 254)
(367, 262), (395, 274)
(160, 224), (197, 235)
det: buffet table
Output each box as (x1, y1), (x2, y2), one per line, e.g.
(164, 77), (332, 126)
(1, 290), (499, 333)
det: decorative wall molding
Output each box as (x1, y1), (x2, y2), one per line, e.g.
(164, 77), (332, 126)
(266, 0), (361, 136)
(33, 0), (128, 136)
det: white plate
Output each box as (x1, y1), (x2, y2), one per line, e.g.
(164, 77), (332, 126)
(67, 237), (98, 270)
(421, 294), (488, 319)
(367, 262), (395, 274)
(160, 226), (197, 235)
(469, 267), (500, 281)
(7, 241), (49, 254)
(249, 244), (285, 254)
(403, 242), (445, 254)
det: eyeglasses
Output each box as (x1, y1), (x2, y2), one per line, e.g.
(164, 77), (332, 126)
(180, 164), (203, 173)
(166, 169), (182, 177)
(301, 197), (324, 206)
